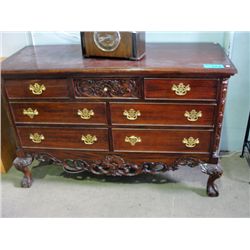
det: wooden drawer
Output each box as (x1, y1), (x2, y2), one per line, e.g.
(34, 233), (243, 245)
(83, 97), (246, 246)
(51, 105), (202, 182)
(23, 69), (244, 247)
(10, 102), (107, 125)
(73, 78), (142, 99)
(17, 127), (109, 151)
(144, 78), (218, 101)
(5, 79), (69, 99)
(112, 129), (212, 153)
(110, 103), (215, 126)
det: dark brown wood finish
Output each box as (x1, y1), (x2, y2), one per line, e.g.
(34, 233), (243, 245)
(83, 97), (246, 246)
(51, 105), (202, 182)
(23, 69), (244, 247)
(17, 127), (109, 151)
(73, 78), (142, 99)
(1, 92), (16, 172)
(112, 129), (212, 153)
(110, 103), (215, 126)
(144, 78), (218, 100)
(22, 148), (211, 164)
(82, 32), (145, 60)
(10, 102), (107, 125)
(5, 79), (69, 99)
(1, 43), (237, 197)
(212, 79), (229, 161)
(1, 43), (236, 76)
(12, 150), (220, 196)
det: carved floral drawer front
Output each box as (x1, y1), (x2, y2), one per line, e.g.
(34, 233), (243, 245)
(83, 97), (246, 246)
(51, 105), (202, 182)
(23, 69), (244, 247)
(144, 78), (218, 101)
(10, 102), (107, 125)
(5, 79), (69, 99)
(17, 127), (109, 151)
(73, 78), (142, 99)
(110, 103), (215, 126)
(112, 129), (212, 153)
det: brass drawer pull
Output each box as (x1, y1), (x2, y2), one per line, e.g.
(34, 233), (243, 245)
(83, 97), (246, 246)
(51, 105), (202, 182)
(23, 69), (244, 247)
(125, 135), (141, 146)
(29, 133), (45, 143)
(29, 83), (46, 95)
(123, 109), (141, 120)
(81, 134), (97, 145)
(182, 137), (199, 148)
(23, 108), (39, 119)
(77, 108), (94, 120)
(171, 83), (191, 96)
(184, 110), (202, 122)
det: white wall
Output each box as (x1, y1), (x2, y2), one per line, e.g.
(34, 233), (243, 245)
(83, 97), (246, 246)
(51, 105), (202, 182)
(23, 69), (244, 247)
(147, 31), (226, 45)
(1, 31), (227, 53)
(221, 32), (250, 151)
(0, 31), (32, 57)
(30, 32), (80, 45)
(1, 31), (249, 152)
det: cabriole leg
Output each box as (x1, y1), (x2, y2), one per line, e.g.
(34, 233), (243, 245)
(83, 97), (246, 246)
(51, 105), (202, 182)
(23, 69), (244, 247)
(201, 163), (223, 197)
(13, 156), (33, 188)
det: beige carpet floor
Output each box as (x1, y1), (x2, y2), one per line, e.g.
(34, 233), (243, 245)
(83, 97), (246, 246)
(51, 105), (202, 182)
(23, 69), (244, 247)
(1, 153), (250, 217)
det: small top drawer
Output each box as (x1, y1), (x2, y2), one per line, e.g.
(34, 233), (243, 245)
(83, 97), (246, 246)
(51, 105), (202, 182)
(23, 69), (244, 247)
(5, 79), (69, 99)
(73, 78), (142, 99)
(144, 78), (218, 101)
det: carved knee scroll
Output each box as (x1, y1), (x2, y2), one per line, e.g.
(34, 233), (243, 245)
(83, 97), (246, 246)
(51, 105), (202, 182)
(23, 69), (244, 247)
(13, 156), (33, 188)
(201, 163), (223, 197)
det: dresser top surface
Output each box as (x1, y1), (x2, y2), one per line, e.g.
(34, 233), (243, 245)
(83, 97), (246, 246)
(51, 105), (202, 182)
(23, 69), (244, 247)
(1, 43), (237, 76)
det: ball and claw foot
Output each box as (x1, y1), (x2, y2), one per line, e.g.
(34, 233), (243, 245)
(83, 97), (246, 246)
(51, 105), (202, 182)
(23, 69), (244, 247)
(21, 176), (33, 188)
(13, 156), (33, 188)
(201, 163), (223, 197)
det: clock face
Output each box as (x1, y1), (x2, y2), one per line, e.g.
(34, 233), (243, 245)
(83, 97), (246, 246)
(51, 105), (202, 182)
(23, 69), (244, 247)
(93, 32), (121, 52)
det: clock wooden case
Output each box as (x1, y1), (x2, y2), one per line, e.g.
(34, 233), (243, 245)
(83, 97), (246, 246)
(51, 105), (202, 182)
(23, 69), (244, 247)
(1, 43), (237, 197)
(81, 32), (145, 60)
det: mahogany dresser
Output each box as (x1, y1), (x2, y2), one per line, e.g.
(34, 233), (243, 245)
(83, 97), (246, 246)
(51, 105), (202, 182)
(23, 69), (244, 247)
(1, 43), (237, 197)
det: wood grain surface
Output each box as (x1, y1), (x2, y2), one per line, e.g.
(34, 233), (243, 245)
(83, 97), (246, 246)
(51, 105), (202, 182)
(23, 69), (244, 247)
(1, 43), (237, 76)
(10, 102), (107, 125)
(5, 79), (69, 99)
(110, 102), (215, 126)
(112, 128), (212, 153)
(144, 78), (218, 100)
(17, 127), (109, 151)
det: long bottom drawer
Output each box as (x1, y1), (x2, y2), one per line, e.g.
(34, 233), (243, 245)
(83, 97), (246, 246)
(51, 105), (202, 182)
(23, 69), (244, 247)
(112, 129), (212, 153)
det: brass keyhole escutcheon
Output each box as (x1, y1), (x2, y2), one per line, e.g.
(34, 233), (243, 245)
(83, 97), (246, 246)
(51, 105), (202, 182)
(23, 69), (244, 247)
(123, 109), (141, 120)
(171, 83), (191, 96)
(29, 83), (46, 95)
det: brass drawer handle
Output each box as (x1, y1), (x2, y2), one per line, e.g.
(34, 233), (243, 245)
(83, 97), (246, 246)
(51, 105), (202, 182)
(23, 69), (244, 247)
(81, 134), (97, 145)
(182, 137), (199, 148)
(123, 109), (141, 120)
(23, 108), (39, 119)
(125, 135), (141, 146)
(77, 108), (94, 120)
(184, 110), (202, 122)
(29, 133), (45, 143)
(171, 83), (191, 96)
(29, 83), (46, 95)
